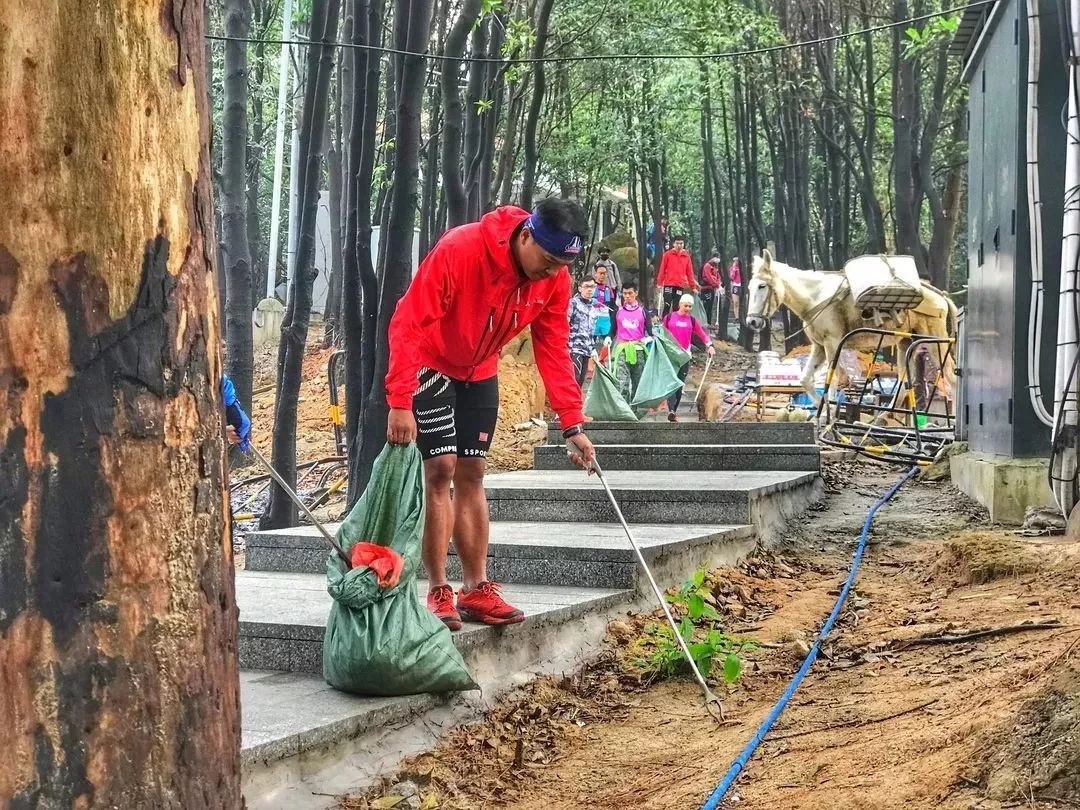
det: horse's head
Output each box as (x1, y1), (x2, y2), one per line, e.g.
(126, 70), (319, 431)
(746, 250), (781, 332)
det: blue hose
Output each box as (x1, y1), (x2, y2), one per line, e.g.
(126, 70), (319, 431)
(701, 465), (919, 810)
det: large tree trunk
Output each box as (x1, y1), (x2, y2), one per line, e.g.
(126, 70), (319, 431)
(352, 0), (434, 493)
(519, 0), (556, 210)
(0, 2), (241, 804)
(264, 0), (341, 528)
(222, 0), (254, 411)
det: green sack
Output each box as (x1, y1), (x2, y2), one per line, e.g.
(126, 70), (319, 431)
(584, 359), (638, 421)
(654, 325), (692, 368)
(323, 443), (477, 696)
(690, 293), (709, 326)
(631, 336), (684, 408)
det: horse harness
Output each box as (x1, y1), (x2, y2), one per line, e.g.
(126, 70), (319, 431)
(759, 274), (851, 340)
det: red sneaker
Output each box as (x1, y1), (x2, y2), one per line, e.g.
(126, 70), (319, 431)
(457, 582), (525, 625)
(427, 585), (462, 631)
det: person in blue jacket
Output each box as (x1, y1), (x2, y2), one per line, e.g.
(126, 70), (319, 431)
(221, 374), (253, 452)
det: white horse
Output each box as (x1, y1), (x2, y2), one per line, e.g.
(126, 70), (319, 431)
(745, 250), (958, 409)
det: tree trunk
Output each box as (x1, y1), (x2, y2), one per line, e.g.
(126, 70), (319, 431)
(353, 0), (434, 493)
(343, 0), (387, 506)
(324, 122), (345, 347)
(0, 2), (241, 804)
(440, 0), (480, 228)
(519, 0), (556, 209)
(222, 0), (255, 411)
(462, 16), (489, 219)
(495, 78), (526, 204)
(264, 0), (341, 528)
(892, 0), (923, 274)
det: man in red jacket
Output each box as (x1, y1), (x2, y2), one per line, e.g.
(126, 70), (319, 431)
(385, 198), (596, 629)
(656, 235), (698, 315)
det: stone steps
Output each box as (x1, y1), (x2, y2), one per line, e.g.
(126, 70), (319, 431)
(483, 469), (819, 524)
(236, 572), (628, 675)
(245, 521), (754, 587)
(534, 442), (820, 472)
(552, 420), (816, 446)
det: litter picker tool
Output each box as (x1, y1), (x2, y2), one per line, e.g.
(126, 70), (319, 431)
(575, 447), (725, 722)
(247, 444), (351, 567)
(693, 351), (715, 408)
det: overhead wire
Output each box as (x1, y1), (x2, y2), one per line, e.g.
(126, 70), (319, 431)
(205, 0), (996, 65)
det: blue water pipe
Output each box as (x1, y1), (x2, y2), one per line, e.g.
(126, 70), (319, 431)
(702, 465), (920, 810)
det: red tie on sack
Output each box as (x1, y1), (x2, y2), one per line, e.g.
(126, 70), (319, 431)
(349, 543), (405, 588)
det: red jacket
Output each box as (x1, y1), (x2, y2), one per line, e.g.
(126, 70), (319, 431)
(656, 249), (697, 290)
(385, 207), (584, 427)
(701, 261), (721, 290)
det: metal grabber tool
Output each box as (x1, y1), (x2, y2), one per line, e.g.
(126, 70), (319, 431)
(246, 444), (352, 567)
(693, 351), (715, 409)
(569, 443), (726, 722)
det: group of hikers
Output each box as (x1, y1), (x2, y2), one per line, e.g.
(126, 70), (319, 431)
(566, 233), (735, 421)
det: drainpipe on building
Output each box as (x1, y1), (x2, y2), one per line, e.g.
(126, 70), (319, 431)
(1051, 0), (1080, 516)
(1026, 3), (1055, 427)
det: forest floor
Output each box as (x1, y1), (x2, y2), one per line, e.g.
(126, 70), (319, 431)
(341, 464), (1080, 810)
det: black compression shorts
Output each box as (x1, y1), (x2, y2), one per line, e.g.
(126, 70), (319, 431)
(412, 368), (499, 460)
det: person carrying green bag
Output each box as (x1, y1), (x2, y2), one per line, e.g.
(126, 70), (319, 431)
(631, 326), (685, 410)
(612, 283), (652, 402)
(661, 294), (715, 421)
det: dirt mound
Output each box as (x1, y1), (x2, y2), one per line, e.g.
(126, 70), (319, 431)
(980, 665), (1080, 802)
(249, 342), (339, 461)
(488, 332), (546, 472)
(931, 531), (1042, 586)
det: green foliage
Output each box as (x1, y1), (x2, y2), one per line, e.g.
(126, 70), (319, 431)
(633, 565), (756, 684)
(903, 15), (960, 57)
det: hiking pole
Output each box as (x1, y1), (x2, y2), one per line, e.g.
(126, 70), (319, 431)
(581, 450), (725, 722)
(246, 444), (351, 566)
(694, 352), (715, 408)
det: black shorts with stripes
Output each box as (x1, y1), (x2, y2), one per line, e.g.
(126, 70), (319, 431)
(412, 368), (499, 460)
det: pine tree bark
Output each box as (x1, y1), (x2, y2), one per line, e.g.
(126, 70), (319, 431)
(223, 0), (255, 411)
(0, 2), (241, 804)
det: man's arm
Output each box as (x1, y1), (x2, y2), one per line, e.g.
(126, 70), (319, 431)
(656, 252), (669, 286)
(685, 257), (699, 291)
(531, 277), (585, 428)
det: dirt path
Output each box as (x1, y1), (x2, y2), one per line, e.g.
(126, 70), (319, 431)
(351, 467), (1080, 810)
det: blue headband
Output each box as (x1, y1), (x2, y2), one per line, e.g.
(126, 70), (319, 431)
(526, 212), (583, 260)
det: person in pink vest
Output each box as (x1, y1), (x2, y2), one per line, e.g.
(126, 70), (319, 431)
(656, 235), (698, 316)
(728, 256), (743, 319)
(700, 255), (723, 330)
(661, 293), (714, 421)
(612, 282), (652, 401)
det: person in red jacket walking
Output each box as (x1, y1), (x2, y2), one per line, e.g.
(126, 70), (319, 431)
(656, 235), (698, 315)
(700, 254), (723, 330)
(385, 199), (596, 629)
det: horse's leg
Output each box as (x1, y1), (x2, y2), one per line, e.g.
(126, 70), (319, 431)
(802, 342), (826, 404)
(818, 336), (844, 425)
(882, 337), (912, 425)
